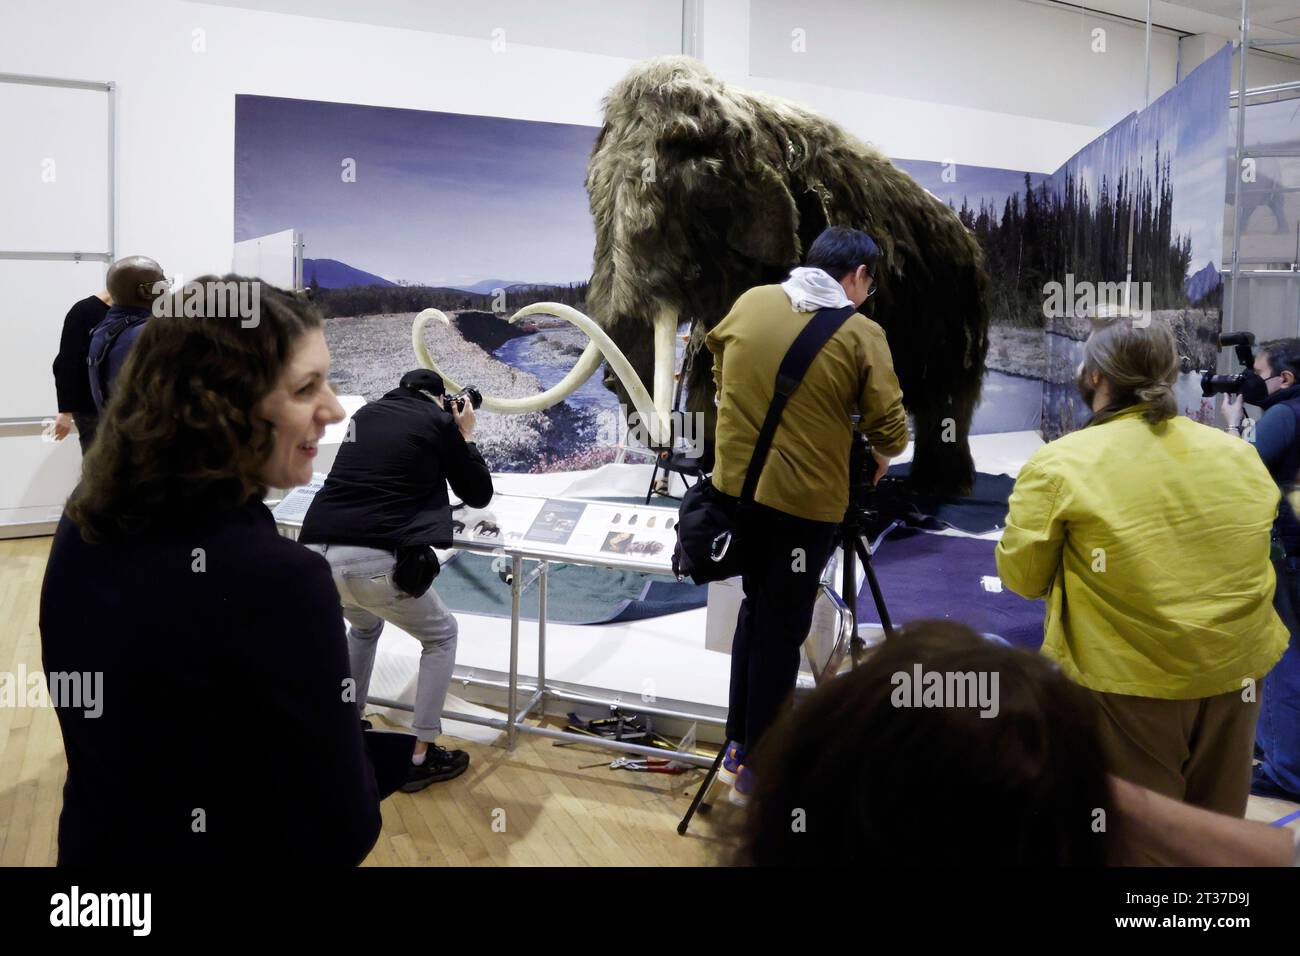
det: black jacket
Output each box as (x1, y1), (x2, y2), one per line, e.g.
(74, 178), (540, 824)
(1258, 383), (1300, 554)
(39, 499), (384, 865)
(52, 295), (110, 414)
(300, 386), (493, 550)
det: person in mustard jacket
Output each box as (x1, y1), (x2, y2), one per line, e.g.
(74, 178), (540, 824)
(996, 317), (1287, 818)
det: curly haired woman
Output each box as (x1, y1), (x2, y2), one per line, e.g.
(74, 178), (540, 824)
(39, 277), (405, 865)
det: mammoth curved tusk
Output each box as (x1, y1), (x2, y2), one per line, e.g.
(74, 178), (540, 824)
(412, 307), (599, 415)
(411, 305), (662, 440)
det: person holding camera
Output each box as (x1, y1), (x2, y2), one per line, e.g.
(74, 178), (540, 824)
(706, 226), (910, 805)
(301, 369), (493, 792)
(1222, 338), (1300, 803)
(998, 319), (1286, 830)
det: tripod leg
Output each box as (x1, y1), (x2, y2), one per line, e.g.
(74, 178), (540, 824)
(855, 536), (895, 638)
(840, 530), (858, 631)
(678, 744), (727, 835)
(645, 453), (663, 505)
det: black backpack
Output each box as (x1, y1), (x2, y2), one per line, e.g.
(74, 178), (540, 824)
(87, 311), (148, 411)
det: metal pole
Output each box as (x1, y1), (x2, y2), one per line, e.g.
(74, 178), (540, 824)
(506, 553), (522, 751)
(1228, 0), (1251, 335)
(107, 81), (116, 264)
(1123, 0), (1153, 312)
(0, 72), (111, 91)
(537, 560), (547, 703)
(0, 251), (111, 261)
(680, 0), (699, 58)
(1230, 79), (1300, 99)
(1143, 0), (1152, 110)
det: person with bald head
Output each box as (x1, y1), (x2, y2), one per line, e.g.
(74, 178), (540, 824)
(87, 256), (167, 414)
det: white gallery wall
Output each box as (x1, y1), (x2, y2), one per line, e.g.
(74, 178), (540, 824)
(2, 0), (1143, 288)
(0, 0), (1296, 531)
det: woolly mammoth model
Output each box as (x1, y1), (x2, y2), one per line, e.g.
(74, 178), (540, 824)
(414, 55), (990, 495)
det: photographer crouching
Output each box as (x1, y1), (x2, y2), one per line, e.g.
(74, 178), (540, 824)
(1221, 338), (1300, 804)
(301, 369), (493, 792)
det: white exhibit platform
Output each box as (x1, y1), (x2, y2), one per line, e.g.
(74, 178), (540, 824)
(359, 430), (1044, 743)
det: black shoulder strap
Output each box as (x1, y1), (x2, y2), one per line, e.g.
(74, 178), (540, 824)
(87, 313), (146, 406)
(738, 305), (856, 504)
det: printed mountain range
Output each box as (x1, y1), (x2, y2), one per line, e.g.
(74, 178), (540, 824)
(303, 259), (569, 294)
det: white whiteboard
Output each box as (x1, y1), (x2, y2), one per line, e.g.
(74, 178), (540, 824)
(0, 79), (112, 421)
(0, 258), (109, 419)
(0, 83), (110, 252)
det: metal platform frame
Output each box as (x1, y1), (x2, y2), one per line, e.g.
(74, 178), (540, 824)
(1225, 0), (1300, 335)
(277, 514), (727, 769)
(279, 513), (862, 775)
(372, 544), (723, 770)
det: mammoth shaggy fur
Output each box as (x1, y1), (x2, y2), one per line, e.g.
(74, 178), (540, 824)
(585, 56), (989, 495)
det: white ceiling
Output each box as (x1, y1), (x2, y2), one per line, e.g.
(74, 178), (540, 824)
(1042, 0), (1300, 61)
(1162, 1), (1300, 31)
(1068, 0), (1300, 36)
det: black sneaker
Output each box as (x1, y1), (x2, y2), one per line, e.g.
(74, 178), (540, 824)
(400, 745), (470, 792)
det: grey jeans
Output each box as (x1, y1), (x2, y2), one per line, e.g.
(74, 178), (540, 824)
(307, 544), (457, 741)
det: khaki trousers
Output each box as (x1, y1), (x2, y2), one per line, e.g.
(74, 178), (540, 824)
(1091, 688), (1260, 817)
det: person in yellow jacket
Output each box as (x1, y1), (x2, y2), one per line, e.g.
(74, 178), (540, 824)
(706, 226), (909, 805)
(996, 316), (1287, 818)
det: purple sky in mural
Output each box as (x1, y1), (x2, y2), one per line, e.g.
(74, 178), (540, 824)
(235, 95), (598, 287)
(893, 159), (1048, 217)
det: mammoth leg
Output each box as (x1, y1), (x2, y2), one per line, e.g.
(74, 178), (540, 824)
(907, 375), (980, 497)
(683, 324), (718, 470)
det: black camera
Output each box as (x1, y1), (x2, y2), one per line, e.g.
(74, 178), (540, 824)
(1200, 332), (1256, 398)
(442, 386), (483, 414)
(849, 430), (878, 503)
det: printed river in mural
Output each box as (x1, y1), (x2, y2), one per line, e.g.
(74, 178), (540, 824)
(495, 326), (1045, 443)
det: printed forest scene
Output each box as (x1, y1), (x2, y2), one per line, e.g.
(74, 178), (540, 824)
(1040, 44), (1231, 439)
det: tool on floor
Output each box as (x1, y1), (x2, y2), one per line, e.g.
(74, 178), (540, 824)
(558, 709), (677, 751)
(579, 756), (689, 774)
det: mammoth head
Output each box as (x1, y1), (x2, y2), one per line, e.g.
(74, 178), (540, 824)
(414, 56), (989, 492)
(587, 54), (988, 369)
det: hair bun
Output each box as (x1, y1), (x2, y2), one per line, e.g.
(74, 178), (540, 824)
(1136, 382), (1177, 425)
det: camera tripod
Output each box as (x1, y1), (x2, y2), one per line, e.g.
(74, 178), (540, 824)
(677, 478), (896, 835)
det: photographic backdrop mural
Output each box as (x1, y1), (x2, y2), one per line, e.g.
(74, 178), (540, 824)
(1041, 44), (1232, 438)
(236, 58), (1233, 473)
(235, 93), (1058, 474)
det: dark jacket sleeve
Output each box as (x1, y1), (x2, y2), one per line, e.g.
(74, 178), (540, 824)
(254, 547), (383, 864)
(52, 301), (89, 413)
(1254, 405), (1295, 478)
(442, 426), (494, 508)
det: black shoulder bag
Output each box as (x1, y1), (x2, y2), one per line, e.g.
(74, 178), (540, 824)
(672, 305), (856, 584)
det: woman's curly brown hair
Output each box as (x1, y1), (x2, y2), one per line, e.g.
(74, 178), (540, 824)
(68, 275), (322, 543)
